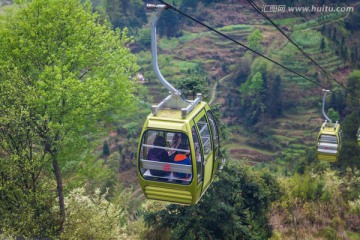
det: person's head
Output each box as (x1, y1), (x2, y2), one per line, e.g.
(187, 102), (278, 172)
(153, 135), (166, 147)
(173, 133), (189, 145)
(172, 133), (181, 144)
(178, 143), (188, 150)
(178, 142), (191, 157)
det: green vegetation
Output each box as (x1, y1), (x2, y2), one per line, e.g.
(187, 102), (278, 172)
(293, 12), (346, 30)
(272, 17), (303, 26)
(0, 0), (138, 236)
(1, 0), (360, 239)
(218, 24), (253, 32)
(272, 165), (360, 239)
(248, 29), (264, 53)
(144, 161), (281, 240)
(97, 0), (147, 33)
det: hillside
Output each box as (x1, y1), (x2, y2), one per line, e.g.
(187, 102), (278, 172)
(136, 1), (358, 167)
(0, 0), (359, 239)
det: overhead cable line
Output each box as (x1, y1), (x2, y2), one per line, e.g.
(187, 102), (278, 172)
(247, 0), (349, 91)
(157, 0), (360, 103)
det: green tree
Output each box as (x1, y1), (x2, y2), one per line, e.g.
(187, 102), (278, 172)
(327, 108), (340, 122)
(337, 112), (360, 169)
(104, 0), (147, 33)
(178, 73), (209, 100)
(0, 105), (58, 236)
(340, 45), (348, 61)
(332, 27), (337, 42)
(134, 28), (151, 51)
(103, 141), (111, 156)
(123, 122), (140, 139)
(144, 161), (281, 240)
(330, 91), (346, 117)
(60, 187), (132, 239)
(268, 75), (282, 119)
(0, 0), (138, 234)
(248, 29), (264, 53)
(351, 46), (358, 67)
(240, 72), (264, 98)
(240, 72), (265, 124)
(347, 70), (360, 111)
(158, 2), (182, 38)
(320, 37), (326, 52)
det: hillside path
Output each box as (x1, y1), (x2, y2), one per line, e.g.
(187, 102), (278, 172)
(209, 73), (233, 105)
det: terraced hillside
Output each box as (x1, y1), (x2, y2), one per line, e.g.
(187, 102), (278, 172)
(137, 24), (256, 102)
(263, 16), (348, 163)
(137, 4), (352, 166)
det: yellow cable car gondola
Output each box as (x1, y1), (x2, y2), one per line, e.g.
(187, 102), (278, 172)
(137, 4), (224, 205)
(316, 89), (342, 162)
(137, 99), (223, 205)
(316, 121), (341, 162)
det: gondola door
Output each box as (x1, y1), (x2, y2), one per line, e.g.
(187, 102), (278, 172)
(194, 110), (213, 190)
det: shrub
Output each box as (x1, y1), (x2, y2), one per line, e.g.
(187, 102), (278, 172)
(60, 187), (131, 239)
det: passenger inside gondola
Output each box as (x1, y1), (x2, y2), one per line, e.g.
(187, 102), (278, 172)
(147, 135), (171, 177)
(173, 143), (192, 180)
(169, 133), (187, 161)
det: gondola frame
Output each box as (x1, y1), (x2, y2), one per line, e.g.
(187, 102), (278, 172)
(316, 122), (342, 162)
(136, 102), (221, 205)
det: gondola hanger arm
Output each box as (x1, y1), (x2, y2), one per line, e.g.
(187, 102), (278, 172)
(146, 3), (181, 96)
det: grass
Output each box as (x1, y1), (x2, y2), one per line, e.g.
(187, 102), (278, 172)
(273, 135), (298, 144)
(272, 17), (304, 26)
(175, 60), (200, 70)
(159, 31), (208, 50)
(347, 231), (360, 240)
(291, 30), (323, 48)
(289, 143), (306, 150)
(293, 12), (346, 30)
(218, 24), (253, 32)
(226, 143), (275, 156)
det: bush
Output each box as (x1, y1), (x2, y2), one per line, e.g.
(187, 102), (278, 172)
(60, 187), (131, 239)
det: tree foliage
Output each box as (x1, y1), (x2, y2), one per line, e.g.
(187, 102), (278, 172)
(347, 70), (360, 111)
(239, 57), (271, 125)
(60, 187), (131, 239)
(247, 29), (264, 54)
(273, 165), (360, 238)
(158, 5), (182, 38)
(178, 72), (210, 100)
(103, 0), (147, 33)
(320, 37), (326, 52)
(327, 108), (340, 122)
(337, 112), (360, 170)
(0, 0), (138, 236)
(144, 161), (281, 240)
(268, 75), (282, 119)
(103, 141), (111, 157)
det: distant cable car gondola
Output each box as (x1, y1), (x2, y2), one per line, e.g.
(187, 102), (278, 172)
(316, 89), (342, 162)
(137, 4), (224, 205)
(357, 128), (360, 146)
